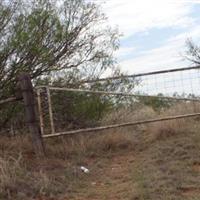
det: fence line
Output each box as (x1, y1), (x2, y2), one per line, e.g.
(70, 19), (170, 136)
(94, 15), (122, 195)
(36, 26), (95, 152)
(43, 112), (200, 138)
(78, 65), (200, 84)
(2, 66), (198, 152)
(36, 86), (200, 102)
(0, 74), (45, 156)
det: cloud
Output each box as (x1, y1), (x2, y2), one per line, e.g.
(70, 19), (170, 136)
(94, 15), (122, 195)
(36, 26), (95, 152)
(102, 0), (194, 38)
(119, 26), (200, 73)
(120, 44), (185, 73)
(91, 0), (200, 74)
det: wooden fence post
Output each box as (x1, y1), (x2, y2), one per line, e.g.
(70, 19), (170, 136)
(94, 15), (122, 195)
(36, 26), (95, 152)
(18, 73), (45, 156)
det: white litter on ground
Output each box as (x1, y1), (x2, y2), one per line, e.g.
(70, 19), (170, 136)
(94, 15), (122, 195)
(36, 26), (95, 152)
(80, 166), (90, 173)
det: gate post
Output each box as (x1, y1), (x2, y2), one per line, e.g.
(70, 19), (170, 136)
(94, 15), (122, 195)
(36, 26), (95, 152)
(18, 73), (45, 156)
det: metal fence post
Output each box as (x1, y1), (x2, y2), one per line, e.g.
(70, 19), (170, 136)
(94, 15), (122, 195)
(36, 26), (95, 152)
(37, 88), (45, 136)
(46, 87), (55, 135)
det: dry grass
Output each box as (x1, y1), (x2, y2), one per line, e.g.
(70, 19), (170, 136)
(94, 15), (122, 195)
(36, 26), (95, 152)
(132, 125), (200, 200)
(0, 137), (69, 199)
(127, 102), (200, 200)
(102, 104), (157, 125)
(145, 102), (200, 141)
(101, 102), (200, 200)
(1, 102), (200, 199)
(0, 128), (137, 200)
(0, 156), (22, 195)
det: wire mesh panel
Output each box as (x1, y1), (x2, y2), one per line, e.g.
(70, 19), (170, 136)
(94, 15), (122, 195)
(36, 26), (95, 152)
(134, 67), (200, 97)
(36, 66), (200, 138)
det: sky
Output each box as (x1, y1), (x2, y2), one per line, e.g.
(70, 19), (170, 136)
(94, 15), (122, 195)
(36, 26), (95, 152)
(95, 0), (200, 74)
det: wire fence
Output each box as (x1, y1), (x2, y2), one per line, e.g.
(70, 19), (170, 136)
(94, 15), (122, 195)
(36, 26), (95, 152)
(36, 66), (200, 138)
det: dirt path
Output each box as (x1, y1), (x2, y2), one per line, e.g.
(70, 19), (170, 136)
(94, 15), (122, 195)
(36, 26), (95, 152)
(68, 151), (136, 200)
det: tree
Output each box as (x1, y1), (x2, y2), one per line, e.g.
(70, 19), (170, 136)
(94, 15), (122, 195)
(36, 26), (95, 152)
(185, 39), (200, 65)
(137, 93), (172, 112)
(0, 0), (120, 99)
(0, 0), (139, 132)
